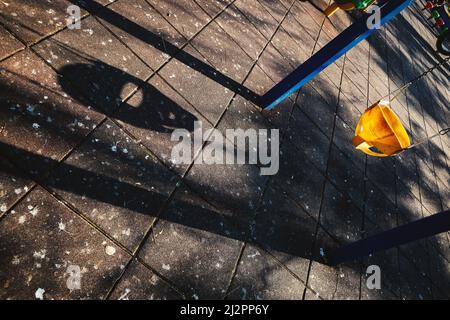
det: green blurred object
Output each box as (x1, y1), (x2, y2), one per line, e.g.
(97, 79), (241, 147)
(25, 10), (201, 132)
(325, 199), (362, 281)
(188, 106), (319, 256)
(326, 0), (377, 17)
(431, 9), (440, 19)
(335, 0), (375, 9)
(354, 0), (376, 9)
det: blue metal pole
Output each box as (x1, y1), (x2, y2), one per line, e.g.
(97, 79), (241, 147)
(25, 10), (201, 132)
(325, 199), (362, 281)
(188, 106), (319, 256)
(261, 0), (416, 110)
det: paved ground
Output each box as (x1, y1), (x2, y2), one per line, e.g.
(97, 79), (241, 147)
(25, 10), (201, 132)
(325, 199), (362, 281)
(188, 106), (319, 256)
(0, 0), (449, 300)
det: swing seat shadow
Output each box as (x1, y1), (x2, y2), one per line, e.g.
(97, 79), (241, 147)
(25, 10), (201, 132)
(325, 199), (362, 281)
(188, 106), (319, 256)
(59, 61), (198, 133)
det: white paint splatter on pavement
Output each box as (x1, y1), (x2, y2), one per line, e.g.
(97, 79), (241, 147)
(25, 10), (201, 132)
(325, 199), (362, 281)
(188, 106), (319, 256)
(35, 288), (45, 300)
(105, 246), (116, 256)
(162, 263), (171, 271)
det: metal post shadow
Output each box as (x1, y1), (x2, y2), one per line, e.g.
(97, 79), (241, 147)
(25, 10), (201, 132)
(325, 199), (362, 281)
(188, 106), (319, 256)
(260, 0), (416, 110)
(327, 210), (450, 265)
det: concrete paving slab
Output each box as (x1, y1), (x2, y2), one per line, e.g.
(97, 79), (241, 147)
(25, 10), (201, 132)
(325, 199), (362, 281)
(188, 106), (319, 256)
(139, 185), (244, 299)
(321, 181), (363, 243)
(0, 26), (24, 60)
(109, 259), (182, 300)
(257, 0), (289, 22)
(191, 21), (254, 83)
(146, 0), (210, 40)
(296, 84), (335, 139)
(327, 145), (366, 210)
(44, 120), (178, 250)
(307, 230), (361, 300)
(158, 45), (235, 125)
(227, 244), (306, 300)
(195, 0), (233, 18)
(252, 184), (316, 282)
(0, 186), (130, 300)
(286, 106), (331, 173)
(0, 0), (73, 45)
(0, 50), (104, 177)
(96, 0), (187, 71)
(215, 4), (267, 60)
(0, 156), (34, 219)
(273, 141), (326, 218)
(33, 16), (153, 114)
(115, 74), (212, 175)
(235, 0), (279, 40)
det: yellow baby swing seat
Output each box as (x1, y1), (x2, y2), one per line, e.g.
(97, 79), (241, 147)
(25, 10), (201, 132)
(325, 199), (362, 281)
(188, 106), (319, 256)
(352, 100), (411, 157)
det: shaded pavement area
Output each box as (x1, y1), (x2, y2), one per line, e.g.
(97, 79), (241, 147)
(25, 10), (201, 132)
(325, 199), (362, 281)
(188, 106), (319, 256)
(0, 0), (449, 299)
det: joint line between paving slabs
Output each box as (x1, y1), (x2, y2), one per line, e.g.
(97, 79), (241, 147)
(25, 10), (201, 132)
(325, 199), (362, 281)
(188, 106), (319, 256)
(386, 31), (406, 300)
(222, 176), (274, 299)
(223, 242), (247, 299)
(0, 183), (38, 223)
(310, 0), (333, 56)
(396, 26), (423, 296)
(254, 0), (290, 23)
(418, 81), (446, 213)
(302, 51), (348, 300)
(358, 36), (372, 300)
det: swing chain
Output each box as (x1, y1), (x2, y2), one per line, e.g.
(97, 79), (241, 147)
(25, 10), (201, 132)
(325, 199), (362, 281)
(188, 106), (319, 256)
(439, 127), (450, 136)
(387, 57), (450, 103)
(405, 127), (450, 151)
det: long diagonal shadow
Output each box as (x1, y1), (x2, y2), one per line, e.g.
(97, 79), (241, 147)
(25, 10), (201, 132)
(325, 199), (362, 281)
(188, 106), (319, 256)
(0, 141), (328, 263)
(69, 0), (261, 105)
(0, 60), (328, 266)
